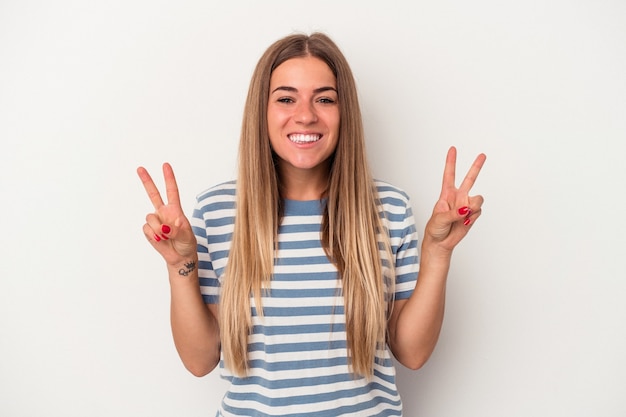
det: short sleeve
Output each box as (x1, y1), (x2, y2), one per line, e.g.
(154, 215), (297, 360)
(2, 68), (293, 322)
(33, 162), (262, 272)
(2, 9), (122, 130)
(376, 181), (420, 300)
(191, 181), (237, 305)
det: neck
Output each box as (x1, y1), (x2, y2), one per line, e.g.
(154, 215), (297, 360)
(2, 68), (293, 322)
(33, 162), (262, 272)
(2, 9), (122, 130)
(278, 164), (330, 201)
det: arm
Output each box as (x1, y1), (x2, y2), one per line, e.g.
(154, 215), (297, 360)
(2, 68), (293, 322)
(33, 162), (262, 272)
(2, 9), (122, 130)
(388, 147), (486, 370)
(168, 262), (221, 377)
(137, 163), (220, 376)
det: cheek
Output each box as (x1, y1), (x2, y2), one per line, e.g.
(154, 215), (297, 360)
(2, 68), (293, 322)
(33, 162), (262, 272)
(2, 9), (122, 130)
(267, 105), (290, 122)
(328, 111), (340, 134)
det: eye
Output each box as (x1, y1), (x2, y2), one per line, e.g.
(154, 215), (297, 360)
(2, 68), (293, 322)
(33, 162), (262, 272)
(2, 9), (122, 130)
(277, 97), (294, 104)
(317, 97), (336, 104)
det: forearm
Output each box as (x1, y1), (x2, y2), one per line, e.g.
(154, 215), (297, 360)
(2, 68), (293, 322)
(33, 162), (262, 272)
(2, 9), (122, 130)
(389, 147), (486, 369)
(389, 240), (452, 370)
(167, 259), (221, 377)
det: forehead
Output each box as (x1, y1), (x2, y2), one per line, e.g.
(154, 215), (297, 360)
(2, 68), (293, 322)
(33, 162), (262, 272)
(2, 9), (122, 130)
(269, 56), (336, 89)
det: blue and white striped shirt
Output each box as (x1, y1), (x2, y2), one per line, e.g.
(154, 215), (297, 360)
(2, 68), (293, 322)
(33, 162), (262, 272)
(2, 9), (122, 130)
(191, 180), (419, 416)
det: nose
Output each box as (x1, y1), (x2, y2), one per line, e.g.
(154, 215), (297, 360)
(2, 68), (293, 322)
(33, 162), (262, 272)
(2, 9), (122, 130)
(295, 101), (318, 124)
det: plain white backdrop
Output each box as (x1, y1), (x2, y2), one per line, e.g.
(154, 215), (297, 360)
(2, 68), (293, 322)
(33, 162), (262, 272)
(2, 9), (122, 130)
(1, 0), (625, 415)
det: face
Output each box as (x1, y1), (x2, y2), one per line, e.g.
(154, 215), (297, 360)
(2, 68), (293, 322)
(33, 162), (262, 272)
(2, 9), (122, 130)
(267, 56), (340, 181)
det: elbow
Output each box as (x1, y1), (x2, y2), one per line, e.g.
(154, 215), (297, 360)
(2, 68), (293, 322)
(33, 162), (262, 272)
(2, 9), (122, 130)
(185, 362), (216, 377)
(189, 369), (211, 377)
(400, 355), (429, 371)
(393, 348), (433, 371)
(183, 356), (219, 377)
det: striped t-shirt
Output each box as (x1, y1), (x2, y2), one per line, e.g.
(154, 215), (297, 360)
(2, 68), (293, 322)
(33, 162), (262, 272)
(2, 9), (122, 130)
(191, 180), (419, 417)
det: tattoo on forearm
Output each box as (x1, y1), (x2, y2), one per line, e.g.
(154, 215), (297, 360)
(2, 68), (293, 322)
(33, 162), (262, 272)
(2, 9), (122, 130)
(178, 261), (196, 276)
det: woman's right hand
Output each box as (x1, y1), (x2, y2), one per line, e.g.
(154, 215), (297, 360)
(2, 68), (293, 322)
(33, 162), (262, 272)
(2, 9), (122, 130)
(137, 163), (197, 267)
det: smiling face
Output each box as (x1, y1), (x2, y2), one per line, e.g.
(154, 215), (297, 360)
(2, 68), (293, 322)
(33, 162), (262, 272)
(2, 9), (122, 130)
(267, 56), (340, 193)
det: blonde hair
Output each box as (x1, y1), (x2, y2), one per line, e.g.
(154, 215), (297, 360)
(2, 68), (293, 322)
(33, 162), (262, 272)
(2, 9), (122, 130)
(220, 32), (393, 378)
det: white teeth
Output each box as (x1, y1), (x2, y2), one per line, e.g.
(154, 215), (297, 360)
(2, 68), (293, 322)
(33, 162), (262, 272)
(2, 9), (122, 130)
(289, 134), (321, 143)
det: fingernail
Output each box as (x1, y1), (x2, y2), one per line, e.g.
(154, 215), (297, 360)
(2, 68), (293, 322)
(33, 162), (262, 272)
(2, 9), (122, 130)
(463, 217), (471, 226)
(161, 224), (171, 234)
(154, 234), (161, 242)
(458, 207), (470, 216)
(160, 234), (169, 240)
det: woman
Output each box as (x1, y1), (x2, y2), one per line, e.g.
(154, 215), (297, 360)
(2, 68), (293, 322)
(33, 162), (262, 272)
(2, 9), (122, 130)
(138, 32), (485, 416)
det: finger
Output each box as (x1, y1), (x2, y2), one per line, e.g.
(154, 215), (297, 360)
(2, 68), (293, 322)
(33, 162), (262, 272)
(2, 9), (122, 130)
(146, 213), (170, 241)
(137, 166), (165, 210)
(455, 194), (483, 218)
(460, 196), (484, 225)
(462, 207), (482, 227)
(162, 163), (182, 207)
(469, 194), (485, 211)
(458, 153), (487, 194)
(440, 146), (457, 195)
(142, 222), (164, 243)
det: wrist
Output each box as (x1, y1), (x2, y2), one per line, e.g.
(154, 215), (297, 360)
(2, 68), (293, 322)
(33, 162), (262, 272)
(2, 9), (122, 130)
(418, 242), (452, 285)
(167, 257), (199, 279)
(421, 237), (453, 264)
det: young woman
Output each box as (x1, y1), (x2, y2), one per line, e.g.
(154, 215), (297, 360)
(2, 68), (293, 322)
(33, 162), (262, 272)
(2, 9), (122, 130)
(138, 32), (485, 416)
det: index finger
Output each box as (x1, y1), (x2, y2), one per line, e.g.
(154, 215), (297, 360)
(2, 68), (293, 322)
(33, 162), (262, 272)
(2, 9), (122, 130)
(441, 146), (458, 192)
(137, 166), (165, 210)
(162, 162), (182, 207)
(458, 153), (487, 193)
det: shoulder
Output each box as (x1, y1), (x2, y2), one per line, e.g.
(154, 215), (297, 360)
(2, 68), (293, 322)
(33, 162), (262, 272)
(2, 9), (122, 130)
(193, 180), (237, 219)
(374, 179), (412, 209)
(195, 180), (236, 205)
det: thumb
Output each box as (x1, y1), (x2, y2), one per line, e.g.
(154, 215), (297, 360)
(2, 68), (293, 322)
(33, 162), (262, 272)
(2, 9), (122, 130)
(167, 216), (191, 240)
(432, 199), (450, 215)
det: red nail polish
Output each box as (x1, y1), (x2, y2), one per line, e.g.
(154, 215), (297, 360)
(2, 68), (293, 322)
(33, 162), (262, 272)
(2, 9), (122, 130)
(463, 217), (471, 226)
(154, 234), (161, 242)
(161, 224), (171, 234)
(458, 207), (470, 216)
(160, 234), (169, 240)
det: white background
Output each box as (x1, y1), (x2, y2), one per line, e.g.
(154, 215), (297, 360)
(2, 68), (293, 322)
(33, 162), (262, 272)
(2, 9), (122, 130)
(1, 1), (625, 416)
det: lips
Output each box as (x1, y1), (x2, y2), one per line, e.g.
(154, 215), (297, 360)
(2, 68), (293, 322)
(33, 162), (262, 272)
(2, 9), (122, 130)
(288, 134), (322, 144)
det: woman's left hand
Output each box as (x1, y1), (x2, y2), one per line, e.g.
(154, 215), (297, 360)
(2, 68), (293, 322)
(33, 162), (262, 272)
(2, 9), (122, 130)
(424, 146), (486, 253)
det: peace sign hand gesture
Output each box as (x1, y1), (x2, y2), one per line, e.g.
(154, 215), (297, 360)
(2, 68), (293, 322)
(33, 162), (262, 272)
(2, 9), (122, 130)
(137, 163), (197, 267)
(424, 147), (486, 253)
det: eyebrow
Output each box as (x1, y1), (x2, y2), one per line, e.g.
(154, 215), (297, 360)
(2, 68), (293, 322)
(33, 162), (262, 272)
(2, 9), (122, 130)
(271, 86), (337, 94)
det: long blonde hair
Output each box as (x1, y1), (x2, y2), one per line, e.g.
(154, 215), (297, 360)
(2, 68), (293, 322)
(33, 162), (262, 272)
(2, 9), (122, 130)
(220, 32), (393, 378)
